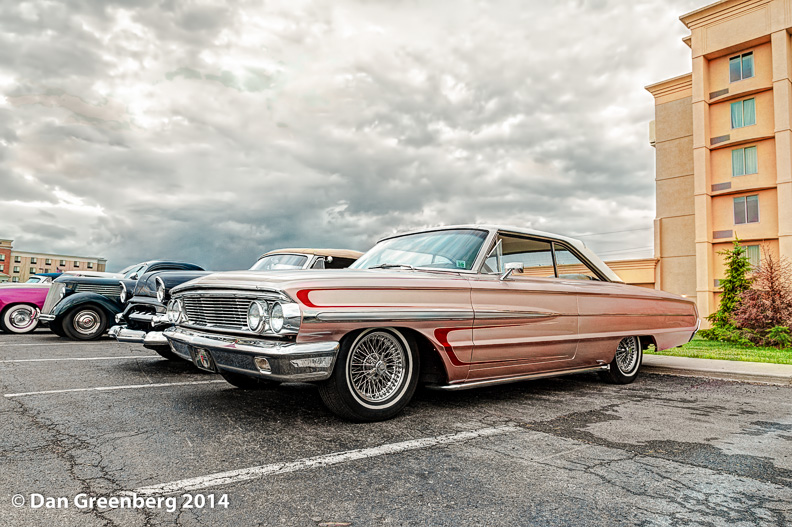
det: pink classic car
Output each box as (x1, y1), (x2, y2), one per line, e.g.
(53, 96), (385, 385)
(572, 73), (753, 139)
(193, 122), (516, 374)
(0, 282), (50, 333)
(164, 225), (699, 421)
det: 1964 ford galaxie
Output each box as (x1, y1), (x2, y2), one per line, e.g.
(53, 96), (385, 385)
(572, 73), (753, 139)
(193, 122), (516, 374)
(164, 225), (699, 421)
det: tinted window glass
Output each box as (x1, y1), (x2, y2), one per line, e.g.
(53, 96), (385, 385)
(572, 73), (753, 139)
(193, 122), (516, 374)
(250, 254), (309, 271)
(554, 246), (600, 281)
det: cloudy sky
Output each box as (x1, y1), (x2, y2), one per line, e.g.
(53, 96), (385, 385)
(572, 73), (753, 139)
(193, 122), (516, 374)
(0, 0), (703, 271)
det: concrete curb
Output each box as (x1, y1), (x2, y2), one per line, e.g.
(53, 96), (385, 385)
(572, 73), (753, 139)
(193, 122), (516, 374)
(642, 354), (792, 386)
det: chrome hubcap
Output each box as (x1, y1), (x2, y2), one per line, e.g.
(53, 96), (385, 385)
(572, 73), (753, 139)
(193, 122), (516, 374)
(615, 336), (640, 375)
(349, 332), (406, 403)
(73, 310), (100, 335)
(10, 307), (36, 329)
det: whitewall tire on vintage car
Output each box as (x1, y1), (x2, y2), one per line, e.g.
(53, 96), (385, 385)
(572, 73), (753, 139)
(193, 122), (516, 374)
(600, 336), (643, 384)
(62, 306), (107, 341)
(319, 328), (420, 422)
(0, 304), (39, 334)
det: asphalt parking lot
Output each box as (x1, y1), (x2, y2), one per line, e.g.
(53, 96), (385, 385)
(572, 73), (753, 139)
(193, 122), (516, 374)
(0, 330), (790, 527)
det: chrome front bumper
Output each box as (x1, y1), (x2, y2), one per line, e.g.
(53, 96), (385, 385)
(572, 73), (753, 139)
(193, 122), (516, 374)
(109, 325), (169, 348)
(163, 326), (339, 382)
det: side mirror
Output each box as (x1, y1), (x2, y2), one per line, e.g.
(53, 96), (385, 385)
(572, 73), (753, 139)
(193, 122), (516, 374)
(130, 273), (139, 281)
(500, 262), (524, 281)
(326, 256), (333, 264)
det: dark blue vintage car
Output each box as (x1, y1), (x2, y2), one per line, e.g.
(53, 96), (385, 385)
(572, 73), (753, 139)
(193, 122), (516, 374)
(39, 261), (203, 340)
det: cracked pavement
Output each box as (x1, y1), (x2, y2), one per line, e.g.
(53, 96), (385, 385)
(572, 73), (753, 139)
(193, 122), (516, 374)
(0, 330), (791, 526)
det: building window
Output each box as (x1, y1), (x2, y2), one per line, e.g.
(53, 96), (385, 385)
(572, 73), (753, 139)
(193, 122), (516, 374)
(0, 264), (3, 271)
(731, 98), (756, 128)
(729, 52), (754, 82)
(45, 258), (51, 265)
(59, 260), (66, 266)
(12, 277), (18, 283)
(30, 257), (37, 264)
(0, 254), (5, 261)
(734, 195), (760, 224)
(744, 245), (760, 269)
(13, 266), (20, 273)
(87, 262), (94, 269)
(74, 261), (80, 268)
(14, 256), (20, 263)
(29, 267), (35, 273)
(732, 146), (758, 176)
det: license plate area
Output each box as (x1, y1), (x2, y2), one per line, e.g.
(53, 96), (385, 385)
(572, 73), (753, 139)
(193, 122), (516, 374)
(191, 347), (218, 372)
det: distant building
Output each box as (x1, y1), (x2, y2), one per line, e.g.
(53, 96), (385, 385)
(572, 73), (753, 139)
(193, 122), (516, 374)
(0, 239), (107, 283)
(646, 0), (792, 326)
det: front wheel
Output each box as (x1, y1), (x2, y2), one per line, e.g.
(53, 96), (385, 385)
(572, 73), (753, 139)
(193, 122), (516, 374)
(599, 336), (643, 384)
(62, 306), (107, 341)
(319, 328), (420, 422)
(0, 304), (39, 334)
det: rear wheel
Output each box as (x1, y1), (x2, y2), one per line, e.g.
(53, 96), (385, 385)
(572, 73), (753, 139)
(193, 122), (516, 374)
(0, 304), (39, 334)
(62, 306), (107, 341)
(219, 370), (279, 390)
(599, 336), (642, 384)
(319, 328), (419, 422)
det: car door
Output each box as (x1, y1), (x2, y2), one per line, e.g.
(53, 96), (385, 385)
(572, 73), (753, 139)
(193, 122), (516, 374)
(467, 233), (579, 380)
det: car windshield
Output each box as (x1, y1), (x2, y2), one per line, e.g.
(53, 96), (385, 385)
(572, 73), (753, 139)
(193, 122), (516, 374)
(351, 229), (489, 271)
(121, 263), (146, 279)
(250, 254), (309, 271)
(26, 276), (43, 283)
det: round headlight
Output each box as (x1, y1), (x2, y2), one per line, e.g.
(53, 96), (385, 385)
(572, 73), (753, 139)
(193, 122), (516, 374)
(247, 301), (267, 332)
(120, 283), (128, 304)
(167, 299), (183, 324)
(270, 303), (284, 333)
(156, 278), (166, 303)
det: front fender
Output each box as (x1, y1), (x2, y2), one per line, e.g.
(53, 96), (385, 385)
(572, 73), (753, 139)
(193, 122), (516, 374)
(51, 292), (123, 323)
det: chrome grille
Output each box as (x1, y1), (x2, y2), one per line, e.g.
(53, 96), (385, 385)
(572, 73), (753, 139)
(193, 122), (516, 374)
(41, 283), (65, 315)
(182, 295), (254, 331)
(75, 283), (121, 296)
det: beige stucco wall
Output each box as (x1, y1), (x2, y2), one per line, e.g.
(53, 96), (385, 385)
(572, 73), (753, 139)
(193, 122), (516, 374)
(645, 0), (792, 325)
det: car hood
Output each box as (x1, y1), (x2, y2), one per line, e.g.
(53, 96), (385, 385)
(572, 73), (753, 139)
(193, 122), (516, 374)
(172, 268), (472, 295)
(0, 283), (51, 291)
(134, 270), (215, 297)
(55, 276), (122, 286)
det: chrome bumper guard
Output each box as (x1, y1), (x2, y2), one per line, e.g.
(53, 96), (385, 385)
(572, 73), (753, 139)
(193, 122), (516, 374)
(163, 326), (339, 382)
(39, 314), (55, 323)
(109, 325), (169, 348)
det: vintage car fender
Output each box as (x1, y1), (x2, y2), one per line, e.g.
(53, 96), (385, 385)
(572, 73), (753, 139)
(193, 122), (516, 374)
(50, 292), (123, 323)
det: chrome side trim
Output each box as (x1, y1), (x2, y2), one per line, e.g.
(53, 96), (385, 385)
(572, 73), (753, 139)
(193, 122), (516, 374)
(305, 310), (475, 323)
(428, 365), (608, 391)
(474, 310), (561, 320)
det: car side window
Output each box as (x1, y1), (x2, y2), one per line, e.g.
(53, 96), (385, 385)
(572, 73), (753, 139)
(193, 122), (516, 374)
(482, 235), (554, 276)
(554, 245), (600, 281)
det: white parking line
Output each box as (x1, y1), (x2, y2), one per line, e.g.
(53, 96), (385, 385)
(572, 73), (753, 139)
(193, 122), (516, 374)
(4, 380), (226, 398)
(0, 356), (160, 363)
(127, 425), (521, 496)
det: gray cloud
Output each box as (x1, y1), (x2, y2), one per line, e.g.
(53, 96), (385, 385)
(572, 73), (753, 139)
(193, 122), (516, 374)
(0, 0), (702, 270)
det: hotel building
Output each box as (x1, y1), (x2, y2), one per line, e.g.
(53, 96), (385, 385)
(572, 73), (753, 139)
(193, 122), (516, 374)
(647, 0), (792, 325)
(0, 239), (107, 283)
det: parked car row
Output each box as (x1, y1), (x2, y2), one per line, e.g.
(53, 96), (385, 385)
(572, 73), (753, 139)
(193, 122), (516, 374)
(0, 225), (700, 421)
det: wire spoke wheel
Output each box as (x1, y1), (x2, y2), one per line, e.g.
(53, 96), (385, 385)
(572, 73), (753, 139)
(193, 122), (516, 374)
(615, 336), (640, 375)
(348, 331), (406, 403)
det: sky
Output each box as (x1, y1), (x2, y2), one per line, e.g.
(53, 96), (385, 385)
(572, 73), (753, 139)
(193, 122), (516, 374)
(0, 0), (705, 271)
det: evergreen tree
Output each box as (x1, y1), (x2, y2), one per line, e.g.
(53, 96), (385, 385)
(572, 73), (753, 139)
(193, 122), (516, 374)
(707, 240), (752, 328)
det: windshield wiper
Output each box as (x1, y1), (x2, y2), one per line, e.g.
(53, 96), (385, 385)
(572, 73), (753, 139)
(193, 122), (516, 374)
(368, 263), (417, 270)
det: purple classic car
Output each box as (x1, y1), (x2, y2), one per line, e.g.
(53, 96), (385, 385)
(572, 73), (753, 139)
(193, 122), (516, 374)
(0, 283), (49, 334)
